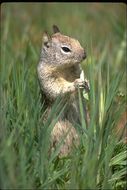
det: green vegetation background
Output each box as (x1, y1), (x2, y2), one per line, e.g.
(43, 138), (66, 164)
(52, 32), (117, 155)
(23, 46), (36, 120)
(1, 3), (126, 190)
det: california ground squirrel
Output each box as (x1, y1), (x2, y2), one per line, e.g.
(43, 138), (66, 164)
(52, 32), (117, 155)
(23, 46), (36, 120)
(37, 25), (90, 156)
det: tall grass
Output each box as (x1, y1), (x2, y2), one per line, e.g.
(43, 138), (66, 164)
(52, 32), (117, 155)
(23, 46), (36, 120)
(0, 3), (126, 190)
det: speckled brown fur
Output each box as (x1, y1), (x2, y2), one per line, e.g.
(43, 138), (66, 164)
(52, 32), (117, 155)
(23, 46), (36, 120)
(37, 25), (89, 156)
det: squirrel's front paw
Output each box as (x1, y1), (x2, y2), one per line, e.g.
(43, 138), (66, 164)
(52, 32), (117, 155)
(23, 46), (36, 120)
(74, 78), (90, 92)
(74, 79), (84, 89)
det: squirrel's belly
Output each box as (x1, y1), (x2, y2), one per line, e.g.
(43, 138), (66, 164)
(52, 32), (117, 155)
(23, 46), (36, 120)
(51, 119), (79, 157)
(50, 97), (82, 156)
(45, 94), (84, 156)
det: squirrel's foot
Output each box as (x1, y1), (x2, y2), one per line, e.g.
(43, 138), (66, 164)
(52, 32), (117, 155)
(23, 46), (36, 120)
(74, 78), (90, 92)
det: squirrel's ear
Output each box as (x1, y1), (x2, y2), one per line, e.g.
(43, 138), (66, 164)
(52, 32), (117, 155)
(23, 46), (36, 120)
(42, 32), (51, 47)
(53, 25), (60, 33)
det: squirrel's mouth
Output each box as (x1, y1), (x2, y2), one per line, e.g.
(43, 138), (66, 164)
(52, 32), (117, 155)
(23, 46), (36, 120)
(82, 52), (87, 60)
(75, 52), (87, 64)
(80, 52), (87, 61)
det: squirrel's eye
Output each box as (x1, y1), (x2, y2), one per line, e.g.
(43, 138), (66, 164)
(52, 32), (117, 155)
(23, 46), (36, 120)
(61, 47), (71, 53)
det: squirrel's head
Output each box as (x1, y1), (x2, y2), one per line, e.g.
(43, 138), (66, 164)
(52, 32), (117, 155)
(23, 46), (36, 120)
(40, 25), (86, 68)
